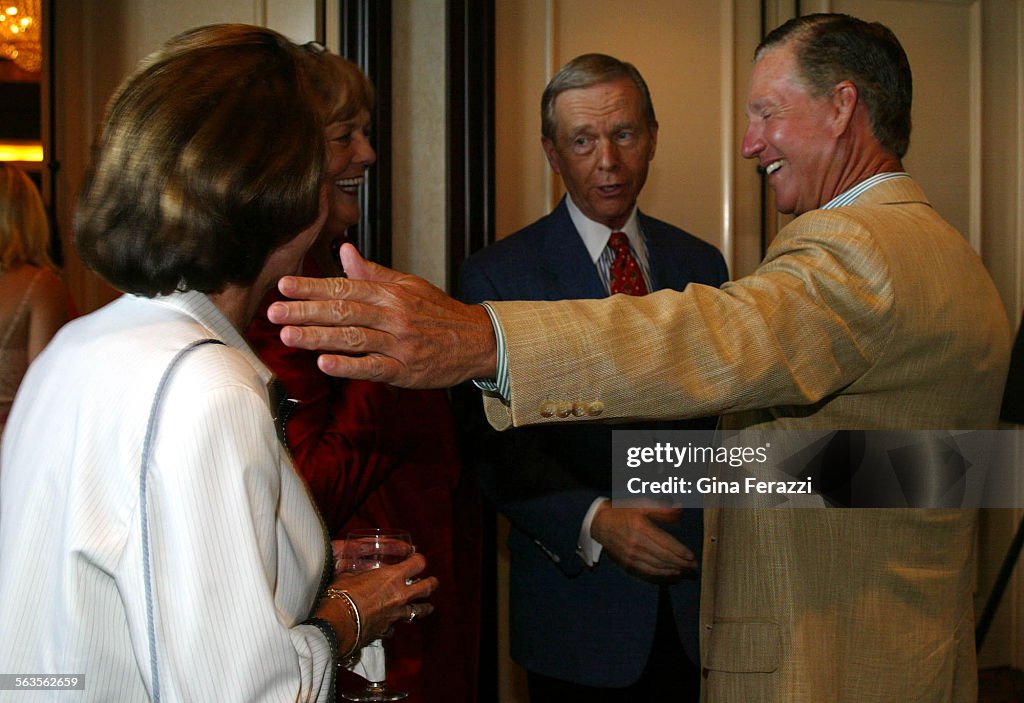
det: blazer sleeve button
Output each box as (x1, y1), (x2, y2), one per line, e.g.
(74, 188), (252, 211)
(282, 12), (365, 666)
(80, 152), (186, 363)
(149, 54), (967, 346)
(539, 401), (556, 418)
(586, 401), (605, 417)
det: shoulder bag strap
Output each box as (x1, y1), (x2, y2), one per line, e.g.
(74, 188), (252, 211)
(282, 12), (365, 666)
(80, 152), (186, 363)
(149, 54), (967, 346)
(139, 338), (224, 701)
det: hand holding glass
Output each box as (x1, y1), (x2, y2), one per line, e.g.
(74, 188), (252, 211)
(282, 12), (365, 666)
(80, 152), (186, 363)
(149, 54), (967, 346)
(338, 528), (414, 702)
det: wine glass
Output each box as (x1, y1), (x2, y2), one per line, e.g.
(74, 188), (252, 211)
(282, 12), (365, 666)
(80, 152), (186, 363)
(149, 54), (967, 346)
(338, 528), (414, 702)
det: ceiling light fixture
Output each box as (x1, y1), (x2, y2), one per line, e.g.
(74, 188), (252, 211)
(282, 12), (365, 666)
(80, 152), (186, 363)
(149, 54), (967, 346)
(0, 1), (41, 74)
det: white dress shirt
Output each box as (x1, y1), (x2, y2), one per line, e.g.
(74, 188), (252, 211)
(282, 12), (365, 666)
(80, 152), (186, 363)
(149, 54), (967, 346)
(565, 195), (654, 566)
(0, 291), (334, 702)
(564, 195), (653, 294)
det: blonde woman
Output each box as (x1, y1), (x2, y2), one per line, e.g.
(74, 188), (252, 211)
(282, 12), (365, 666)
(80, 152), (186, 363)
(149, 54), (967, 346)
(0, 162), (69, 430)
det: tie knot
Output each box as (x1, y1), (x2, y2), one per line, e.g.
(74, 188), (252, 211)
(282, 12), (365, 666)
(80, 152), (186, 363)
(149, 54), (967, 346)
(608, 231), (630, 251)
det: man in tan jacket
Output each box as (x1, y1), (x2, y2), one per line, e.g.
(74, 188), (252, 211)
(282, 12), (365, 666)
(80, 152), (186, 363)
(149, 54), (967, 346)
(269, 13), (1011, 702)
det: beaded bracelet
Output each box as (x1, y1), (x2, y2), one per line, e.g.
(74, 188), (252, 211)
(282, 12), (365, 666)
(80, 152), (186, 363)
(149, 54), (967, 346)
(324, 587), (362, 660)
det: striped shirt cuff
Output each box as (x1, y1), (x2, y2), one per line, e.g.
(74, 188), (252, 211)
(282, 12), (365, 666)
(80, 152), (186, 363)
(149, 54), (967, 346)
(471, 302), (511, 401)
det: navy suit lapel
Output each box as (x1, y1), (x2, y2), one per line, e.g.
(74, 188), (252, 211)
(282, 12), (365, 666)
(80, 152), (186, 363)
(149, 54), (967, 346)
(642, 212), (691, 293)
(537, 200), (608, 300)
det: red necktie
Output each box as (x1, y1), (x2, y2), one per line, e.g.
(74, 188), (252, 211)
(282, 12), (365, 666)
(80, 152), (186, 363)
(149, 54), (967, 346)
(608, 232), (648, 295)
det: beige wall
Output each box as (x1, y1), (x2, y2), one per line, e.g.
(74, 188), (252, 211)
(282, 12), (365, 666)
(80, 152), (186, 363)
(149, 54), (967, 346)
(391, 0), (448, 288)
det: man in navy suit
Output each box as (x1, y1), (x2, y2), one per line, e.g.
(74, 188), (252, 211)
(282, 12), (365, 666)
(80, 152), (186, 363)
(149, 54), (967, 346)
(458, 54), (728, 701)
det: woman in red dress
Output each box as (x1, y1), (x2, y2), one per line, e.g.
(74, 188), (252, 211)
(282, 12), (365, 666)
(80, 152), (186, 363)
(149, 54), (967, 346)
(246, 50), (481, 703)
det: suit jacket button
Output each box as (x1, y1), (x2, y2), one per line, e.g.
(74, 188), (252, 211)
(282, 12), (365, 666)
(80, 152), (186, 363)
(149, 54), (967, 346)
(556, 402), (573, 418)
(539, 401), (556, 418)
(571, 402), (587, 417)
(586, 401), (605, 417)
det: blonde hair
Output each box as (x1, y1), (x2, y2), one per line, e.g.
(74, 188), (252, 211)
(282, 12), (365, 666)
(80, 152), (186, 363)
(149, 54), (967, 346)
(0, 162), (55, 271)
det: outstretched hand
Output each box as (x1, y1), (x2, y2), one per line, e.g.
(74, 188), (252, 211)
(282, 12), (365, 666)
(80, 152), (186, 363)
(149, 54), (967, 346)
(268, 244), (497, 388)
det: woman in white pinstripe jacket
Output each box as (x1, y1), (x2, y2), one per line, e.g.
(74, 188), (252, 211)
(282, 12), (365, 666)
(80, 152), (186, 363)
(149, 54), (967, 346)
(0, 24), (435, 702)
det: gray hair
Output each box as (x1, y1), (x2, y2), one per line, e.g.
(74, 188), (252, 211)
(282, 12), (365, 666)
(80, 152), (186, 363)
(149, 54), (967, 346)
(540, 53), (656, 141)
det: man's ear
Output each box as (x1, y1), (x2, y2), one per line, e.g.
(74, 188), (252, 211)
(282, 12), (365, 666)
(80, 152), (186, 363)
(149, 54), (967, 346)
(542, 137), (562, 175)
(830, 80), (858, 137)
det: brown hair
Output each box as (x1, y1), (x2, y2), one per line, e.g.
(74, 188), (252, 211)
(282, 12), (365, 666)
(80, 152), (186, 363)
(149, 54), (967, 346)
(757, 13), (912, 158)
(74, 24), (327, 296)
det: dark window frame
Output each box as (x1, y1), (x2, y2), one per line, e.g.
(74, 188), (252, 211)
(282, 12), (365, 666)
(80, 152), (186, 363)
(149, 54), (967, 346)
(335, 0), (394, 268)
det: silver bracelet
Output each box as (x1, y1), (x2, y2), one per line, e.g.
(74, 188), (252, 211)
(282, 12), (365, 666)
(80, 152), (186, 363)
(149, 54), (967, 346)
(324, 587), (362, 660)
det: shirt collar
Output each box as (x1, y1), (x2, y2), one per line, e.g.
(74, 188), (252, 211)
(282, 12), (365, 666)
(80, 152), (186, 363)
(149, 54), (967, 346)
(565, 195), (642, 264)
(148, 289), (274, 385)
(821, 172), (910, 210)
